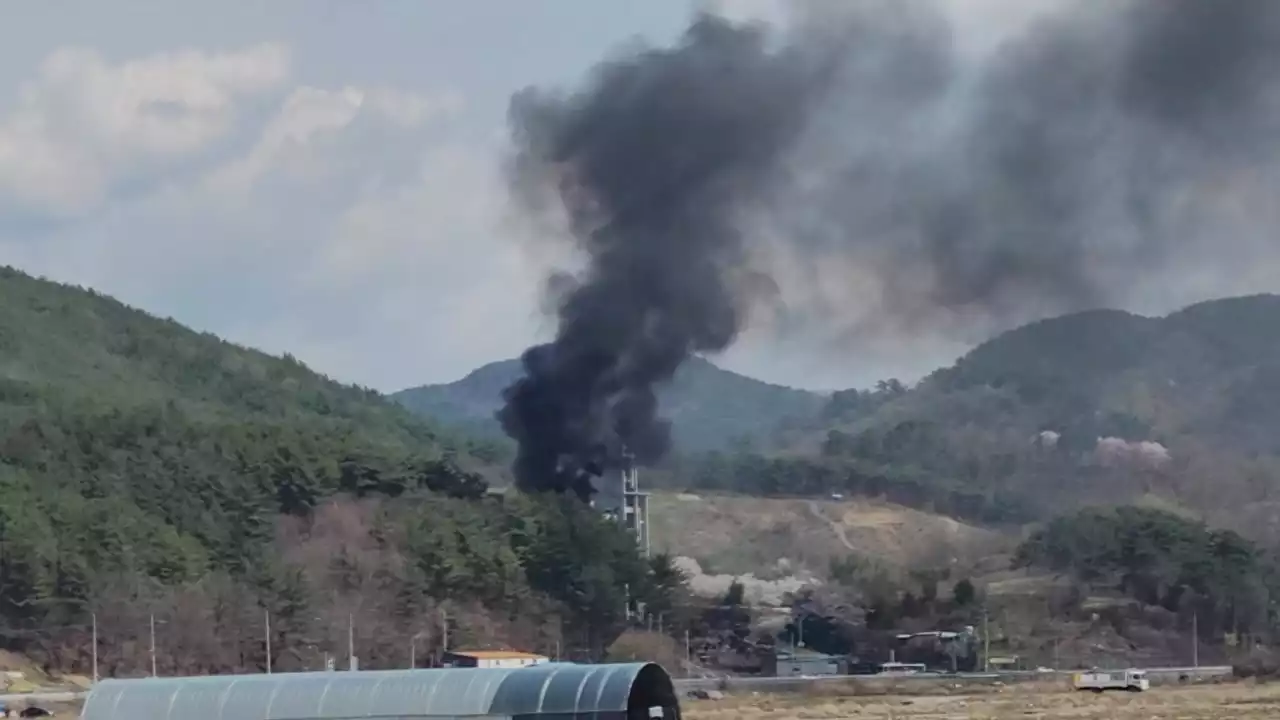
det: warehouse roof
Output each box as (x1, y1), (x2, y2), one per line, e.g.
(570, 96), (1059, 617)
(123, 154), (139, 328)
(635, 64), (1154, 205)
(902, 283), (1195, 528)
(447, 650), (548, 660)
(79, 661), (677, 720)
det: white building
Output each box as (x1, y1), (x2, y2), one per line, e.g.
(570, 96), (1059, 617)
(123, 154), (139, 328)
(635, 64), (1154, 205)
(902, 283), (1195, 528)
(442, 650), (550, 669)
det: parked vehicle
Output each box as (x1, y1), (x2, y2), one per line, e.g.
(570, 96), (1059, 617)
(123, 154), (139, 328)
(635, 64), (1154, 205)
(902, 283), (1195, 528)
(1073, 668), (1149, 692)
(877, 662), (927, 675)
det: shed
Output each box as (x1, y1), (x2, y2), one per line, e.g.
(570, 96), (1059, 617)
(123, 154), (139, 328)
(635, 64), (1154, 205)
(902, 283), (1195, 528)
(443, 650), (549, 669)
(767, 648), (841, 678)
(78, 661), (680, 720)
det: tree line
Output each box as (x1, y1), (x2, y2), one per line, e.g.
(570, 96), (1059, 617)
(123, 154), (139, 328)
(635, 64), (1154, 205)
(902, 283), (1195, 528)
(1014, 505), (1278, 639)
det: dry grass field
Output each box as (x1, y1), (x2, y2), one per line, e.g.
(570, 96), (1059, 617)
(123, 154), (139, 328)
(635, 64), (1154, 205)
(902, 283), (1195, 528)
(683, 680), (1280, 720)
(649, 492), (1008, 578)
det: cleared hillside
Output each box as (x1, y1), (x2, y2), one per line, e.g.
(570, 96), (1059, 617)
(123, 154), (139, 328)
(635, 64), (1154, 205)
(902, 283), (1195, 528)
(648, 491), (1009, 580)
(393, 355), (825, 452)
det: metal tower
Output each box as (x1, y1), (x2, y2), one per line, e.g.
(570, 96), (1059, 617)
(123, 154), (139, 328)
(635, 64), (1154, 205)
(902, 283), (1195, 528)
(618, 448), (651, 558)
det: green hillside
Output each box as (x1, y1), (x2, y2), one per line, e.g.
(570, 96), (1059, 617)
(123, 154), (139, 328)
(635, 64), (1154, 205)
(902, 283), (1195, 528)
(675, 295), (1280, 538)
(11, 261), (1277, 674)
(393, 355), (825, 452)
(0, 267), (673, 676)
(931, 296), (1280, 453)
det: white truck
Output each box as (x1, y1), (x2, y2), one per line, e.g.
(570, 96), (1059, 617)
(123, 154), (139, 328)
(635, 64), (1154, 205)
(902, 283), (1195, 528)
(1073, 668), (1149, 692)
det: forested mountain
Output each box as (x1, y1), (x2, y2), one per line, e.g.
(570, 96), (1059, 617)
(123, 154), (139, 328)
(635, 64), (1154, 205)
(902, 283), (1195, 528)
(663, 295), (1280, 541)
(0, 267), (677, 677)
(9, 261), (1280, 676)
(644, 297), (1280, 663)
(393, 355), (825, 452)
(394, 295), (1280, 537)
(382, 292), (1280, 662)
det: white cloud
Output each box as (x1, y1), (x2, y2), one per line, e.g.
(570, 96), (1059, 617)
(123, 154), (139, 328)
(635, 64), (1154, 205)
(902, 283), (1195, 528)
(208, 85), (464, 196)
(0, 43), (289, 214)
(0, 42), (556, 391)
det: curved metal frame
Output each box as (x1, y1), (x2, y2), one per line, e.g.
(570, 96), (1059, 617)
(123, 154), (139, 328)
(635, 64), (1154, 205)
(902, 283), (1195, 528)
(79, 662), (676, 720)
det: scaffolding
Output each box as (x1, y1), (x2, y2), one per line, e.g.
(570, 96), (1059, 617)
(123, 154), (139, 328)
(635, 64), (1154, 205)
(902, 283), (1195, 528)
(594, 448), (651, 558)
(619, 450), (651, 558)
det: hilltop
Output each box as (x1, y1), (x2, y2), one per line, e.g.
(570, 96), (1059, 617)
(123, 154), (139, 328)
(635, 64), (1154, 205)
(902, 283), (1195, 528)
(0, 267), (668, 676)
(718, 295), (1280, 540)
(398, 295), (1280, 531)
(393, 355), (825, 452)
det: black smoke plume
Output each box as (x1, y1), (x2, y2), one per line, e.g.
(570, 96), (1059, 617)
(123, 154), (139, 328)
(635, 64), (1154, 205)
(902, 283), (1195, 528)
(500, 0), (1280, 498)
(498, 14), (834, 499)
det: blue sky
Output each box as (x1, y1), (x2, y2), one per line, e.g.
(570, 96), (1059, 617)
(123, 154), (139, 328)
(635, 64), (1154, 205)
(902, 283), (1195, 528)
(4, 0), (1255, 393)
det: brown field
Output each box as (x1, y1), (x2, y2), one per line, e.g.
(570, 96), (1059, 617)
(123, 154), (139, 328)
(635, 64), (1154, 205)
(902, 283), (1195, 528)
(649, 492), (1009, 578)
(683, 680), (1280, 720)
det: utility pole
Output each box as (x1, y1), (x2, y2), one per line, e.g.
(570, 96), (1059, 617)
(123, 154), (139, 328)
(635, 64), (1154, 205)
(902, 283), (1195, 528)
(264, 610), (272, 675)
(1192, 611), (1199, 667)
(982, 609), (990, 673)
(440, 609), (449, 653)
(91, 612), (98, 684)
(149, 614), (157, 678)
(348, 613), (356, 671)
(409, 637), (415, 669)
(684, 630), (691, 678)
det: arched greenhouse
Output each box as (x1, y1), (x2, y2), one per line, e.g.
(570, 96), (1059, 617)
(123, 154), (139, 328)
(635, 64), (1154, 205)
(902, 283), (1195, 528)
(78, 661), (681, 720)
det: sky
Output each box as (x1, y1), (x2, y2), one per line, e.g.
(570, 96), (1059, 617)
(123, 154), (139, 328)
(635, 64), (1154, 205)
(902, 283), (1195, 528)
(0, 0), (1240, 394)
(0, 0), (700, 392)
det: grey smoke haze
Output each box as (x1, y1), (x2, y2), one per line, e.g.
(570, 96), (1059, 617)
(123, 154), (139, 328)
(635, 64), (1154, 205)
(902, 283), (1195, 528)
(761, 0), (1280, 345)
(499, 0), (1280, 497)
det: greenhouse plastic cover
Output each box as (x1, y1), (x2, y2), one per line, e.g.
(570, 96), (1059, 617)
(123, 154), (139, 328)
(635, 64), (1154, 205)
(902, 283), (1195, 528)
(78, 661), (666, 720)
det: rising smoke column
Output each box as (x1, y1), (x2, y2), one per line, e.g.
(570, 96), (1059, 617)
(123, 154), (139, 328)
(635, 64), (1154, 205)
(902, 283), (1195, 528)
(499, 0), (1280, 497)
(498, 14), (833, 499)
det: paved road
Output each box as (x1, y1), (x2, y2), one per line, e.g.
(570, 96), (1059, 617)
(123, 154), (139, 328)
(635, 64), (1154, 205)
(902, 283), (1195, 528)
(0, 689), (86, 704)
(673, 665), (1233, 691)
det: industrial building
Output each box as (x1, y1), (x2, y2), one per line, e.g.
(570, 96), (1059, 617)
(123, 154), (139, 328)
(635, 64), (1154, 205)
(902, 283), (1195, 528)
(442, 650), (550, 669)
(78, 661), (680, 720)
(765, 648), (842, 678)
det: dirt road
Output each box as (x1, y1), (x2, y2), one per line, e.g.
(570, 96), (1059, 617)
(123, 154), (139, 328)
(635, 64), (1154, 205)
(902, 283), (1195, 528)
(806, 500), (858, 552)
(683, 681), (1280, 720)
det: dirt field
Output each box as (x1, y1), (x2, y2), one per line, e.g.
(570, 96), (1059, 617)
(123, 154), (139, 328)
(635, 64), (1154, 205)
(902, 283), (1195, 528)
(649, 492), (1008, 579)
(683, 680), (1280, 720)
